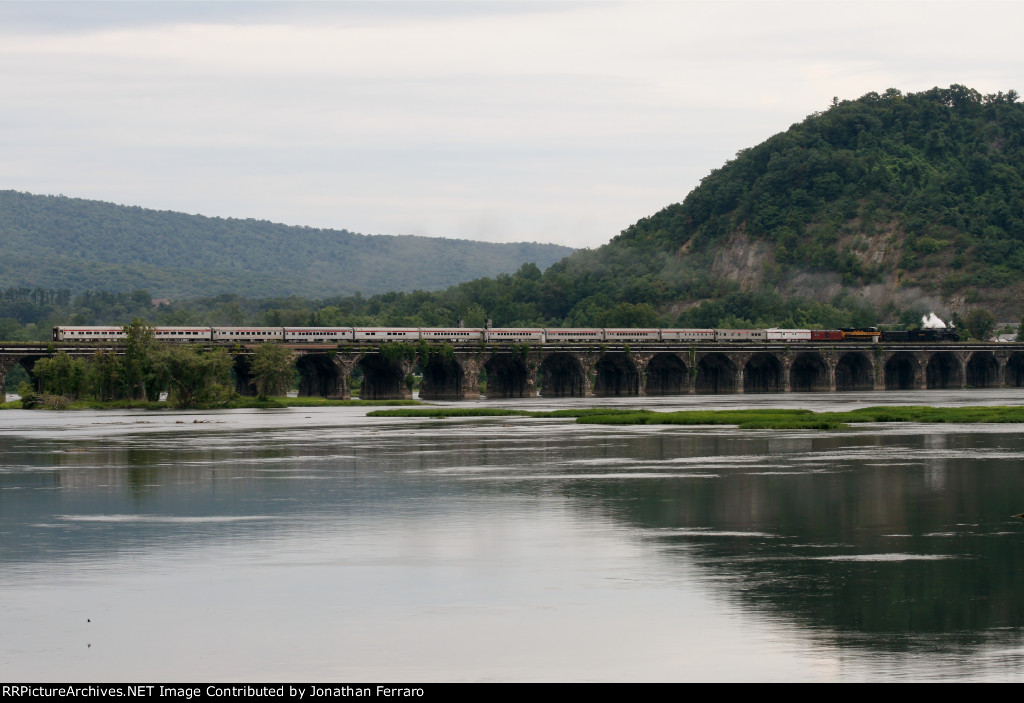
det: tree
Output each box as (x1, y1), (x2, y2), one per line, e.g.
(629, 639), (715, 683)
(91, 349), (122, 401)
(250, 344), (295, 399)
(154, 345), (233, 408)
(964, 308), (996, 341)
(122, 317), (158, 401)
(32, 351), (88, 399)
(461, 303), (487, 328)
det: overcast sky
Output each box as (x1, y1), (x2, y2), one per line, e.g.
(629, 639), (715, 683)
(2, 1), (1023, 249)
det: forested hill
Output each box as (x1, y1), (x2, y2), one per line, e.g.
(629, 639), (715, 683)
(291, 84), (1024, 331)
(596, 84), (1024, 322)
(0, 191), (574, 298)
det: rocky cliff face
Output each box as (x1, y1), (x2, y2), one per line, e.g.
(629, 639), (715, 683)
(707, 226), (1019, 320)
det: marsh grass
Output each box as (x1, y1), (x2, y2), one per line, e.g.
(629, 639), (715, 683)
(574, 408), (812, 425)
(367, 407), (645, 419)
(368, 408), (533, 419)
(367, 404), (1024, 430)
(578, 405), (1024, 429)
(820, 405), (1024, 424)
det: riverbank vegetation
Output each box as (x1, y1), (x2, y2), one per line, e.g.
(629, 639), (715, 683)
(15, 318), (302, 409)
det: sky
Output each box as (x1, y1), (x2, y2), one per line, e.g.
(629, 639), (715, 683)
(2, 0), (1024, 249)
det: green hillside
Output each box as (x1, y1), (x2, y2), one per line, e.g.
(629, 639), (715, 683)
(605, 84), (1024, 320)
(352, 84), (1024, 329)
(0, 191), (574, 298)
(253, 84), (1024, 331)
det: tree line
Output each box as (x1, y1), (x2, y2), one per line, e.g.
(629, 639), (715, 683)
(1, 279), (1013, 348)
(22, 319), (295, 408)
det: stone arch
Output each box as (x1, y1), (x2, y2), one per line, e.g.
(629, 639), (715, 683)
(885, 352), (920, 390)
(695, 353), (737, 394)
(539, 352), (586, 397)
(835, 352), (874, 392)
(790, 352), (829, 392)
(925, 351), (962, 389)
(484, 353), (532, 398)
(358, 354), (411, 400)
(10, 354), (47, 393)
(419, 354), (466, 400)
(296, 354), (342, 398)
(965, 351), (1000, 388)
(1005, 352), (1024, 387)
(593, 353), (639, 396)
(744, 352), (784, 393)
(644, 353), (688, 395)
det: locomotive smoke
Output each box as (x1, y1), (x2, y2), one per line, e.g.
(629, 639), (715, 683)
(921, 312), (947, 329)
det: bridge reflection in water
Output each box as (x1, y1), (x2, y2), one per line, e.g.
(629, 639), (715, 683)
(3, 342), (1023, 400)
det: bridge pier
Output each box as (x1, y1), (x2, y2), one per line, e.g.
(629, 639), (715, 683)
(1004, 351), (1024, 387)
(873, 354), (887, 391)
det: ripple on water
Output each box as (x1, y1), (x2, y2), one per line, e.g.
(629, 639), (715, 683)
(57, 514), (282, 524)
(809, 553), (959, 562)
(459, 471), (722, 481)
(637, 528), (782, 539)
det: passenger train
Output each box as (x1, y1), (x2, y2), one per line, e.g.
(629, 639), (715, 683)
(52, 326), (961, 343)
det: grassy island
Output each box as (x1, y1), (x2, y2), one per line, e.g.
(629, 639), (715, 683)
(366, 405), (1024, 430)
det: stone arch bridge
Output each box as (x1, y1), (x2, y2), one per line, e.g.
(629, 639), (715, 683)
(6, 342), (1024, 400)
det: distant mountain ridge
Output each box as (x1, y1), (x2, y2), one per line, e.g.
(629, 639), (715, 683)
(0, 190), (574, 298)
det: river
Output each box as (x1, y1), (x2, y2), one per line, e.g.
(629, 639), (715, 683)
(1, 390), (1023, 681)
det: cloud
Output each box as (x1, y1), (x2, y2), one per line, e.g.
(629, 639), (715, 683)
(1, 1), (1023, 247)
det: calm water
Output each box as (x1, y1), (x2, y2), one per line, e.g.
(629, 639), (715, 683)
(2, 390), (1024, 682)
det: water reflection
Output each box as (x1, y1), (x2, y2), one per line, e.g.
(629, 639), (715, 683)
(1, 394), (1024, 681)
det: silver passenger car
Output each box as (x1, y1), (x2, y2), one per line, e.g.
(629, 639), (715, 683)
(211, 327), (285, 342)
